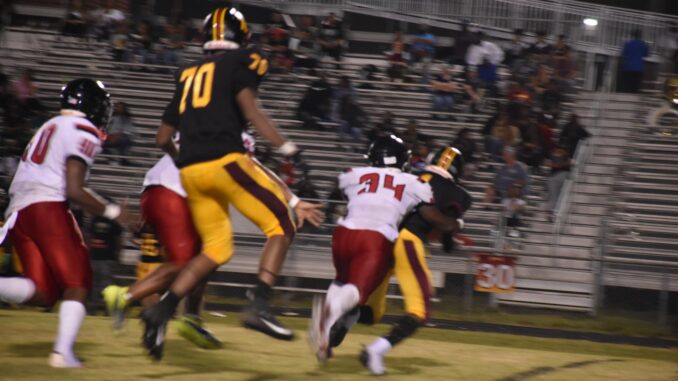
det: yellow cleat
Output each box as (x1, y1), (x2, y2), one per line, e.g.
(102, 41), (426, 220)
(176, 315), (223, 350)
(101, 285), (129, 330)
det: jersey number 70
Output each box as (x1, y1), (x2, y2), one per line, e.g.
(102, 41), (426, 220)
(357, 173), (406, 201)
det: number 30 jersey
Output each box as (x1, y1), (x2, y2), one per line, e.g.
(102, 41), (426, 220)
(338, 167), (433, 242)
(162, 47), (268, 169)
(6, 115), (103, 217)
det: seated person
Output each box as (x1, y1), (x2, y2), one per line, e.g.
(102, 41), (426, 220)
(430, 65), (457, 116)
(483, 147), (529, 204)
(463, 68), (485, 113)
(503, 185), (526, 238)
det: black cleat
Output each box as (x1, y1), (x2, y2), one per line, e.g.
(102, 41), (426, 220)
(242, 292), (294, 341)
(140, 309), (168, 361)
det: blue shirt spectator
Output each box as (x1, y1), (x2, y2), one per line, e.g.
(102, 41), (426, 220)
(622, 31), (649, 72)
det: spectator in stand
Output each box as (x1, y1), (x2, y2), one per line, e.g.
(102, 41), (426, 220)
(110, 21), (130, 62)
(297, 73), (332, 129)
(452, 20), (475, 66)
(62, 0), (87, 38)
(486, 112), (520, 161)
(553, 46), (576, 93)
(91, 0), (125, 41)
(452, 127), (479, 177)
(541, 79), (563, 116)
(465, 31), (504, 68)
(551, 34), (570, 60)
(337, 96), (367, 142)
(104, 102), (135, 165)
(530, 64), (552, 96)
(402, 118), (431, 153)
(430, 65), (457, 117)
(387, 31), (408, 82)
(86, 198), (123, 314)
(158, 18), (186, 66)
(544, 145), (572, 219)
(263, 13), (294, 73)
(483, 147), (530, 204)
(504, 29), (528, 68)
(462, 67), (485, 113)
(503, 185), (526, 237)
(367, 111), (397, 142)
(531, 30), (552, 62)
(410, 24), (435, 79)
(620, 29), (649, 93)
(13, 68), (46, 126)
(478, 58), (499, 96)
(517, 120), (543, 172)
(506, 80), (534, 121)
(292, 15), (319, 73)
(537, 113), (556, 156)
(318, 13), (344, 64)
(130, 19), (156, 65)
(559, 113), (591, 157)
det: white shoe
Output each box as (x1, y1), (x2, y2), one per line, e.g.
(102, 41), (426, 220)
(359, 346), (385, 376)
(48, 352), (83, 368)
(308, 295), (329, 364)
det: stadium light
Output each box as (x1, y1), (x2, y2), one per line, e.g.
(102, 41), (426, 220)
(583, 18), (598, 27)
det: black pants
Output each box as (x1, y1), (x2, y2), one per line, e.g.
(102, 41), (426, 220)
(621, 71), (643, 93)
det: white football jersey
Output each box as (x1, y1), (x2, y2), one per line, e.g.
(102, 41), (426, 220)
(6, 115), (103, 217)
(142, 132), (256, 197)
(338, 166), (433, 241)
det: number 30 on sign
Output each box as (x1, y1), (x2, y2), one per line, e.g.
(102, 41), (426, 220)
(474, 254), (516, 293)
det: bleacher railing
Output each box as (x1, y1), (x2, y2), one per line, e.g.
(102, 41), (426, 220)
(244, 0), (676, 55)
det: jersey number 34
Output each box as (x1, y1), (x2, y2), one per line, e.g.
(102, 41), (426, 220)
(358, 173), (406, 201)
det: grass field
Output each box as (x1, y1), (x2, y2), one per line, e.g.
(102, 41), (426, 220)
(1, 309), (677, 381)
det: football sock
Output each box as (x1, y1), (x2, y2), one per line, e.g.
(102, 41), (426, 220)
(325, 281), (342, 301)
(53, 301), (86, 360)
(367, 336), (392, 356)
(385, 315), (421, 347)
(155, 291), (180, 318)
(0, 277), (36, 304)
(253, 280), (273, 301)
(323, 284), (359, 339)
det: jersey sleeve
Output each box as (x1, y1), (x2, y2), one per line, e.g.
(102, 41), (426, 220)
(338, 168), (357, 190)
(233, 48), (269, 95)
(411, 179), (434, 204)
(66, 125), (103, 166)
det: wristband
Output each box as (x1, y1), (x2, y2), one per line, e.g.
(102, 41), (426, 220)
(456, 218), (465, 231)
(103, 203), (121, 220)
(278, 141), (298, 156)
(288, 195), (301, 209)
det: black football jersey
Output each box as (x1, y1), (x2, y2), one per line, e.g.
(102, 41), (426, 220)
(162, 47), (268, 168)
(401, 172), (473, 242)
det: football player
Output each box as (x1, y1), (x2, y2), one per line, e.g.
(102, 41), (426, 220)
(0, 78), (132, 368)
(104, 132), (322, 359)
(140, 7), (318, 358)
(309, 135), (463, 363)
(359, 147), (472, 375)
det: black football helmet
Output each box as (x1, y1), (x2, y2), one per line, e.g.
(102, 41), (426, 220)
(60, 78), (111, 129)
(428, 146), (464, 181)
(202, 7), (251, 51)
(366, 134), (410, 169)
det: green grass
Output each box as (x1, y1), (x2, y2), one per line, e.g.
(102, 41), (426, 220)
(1, 309), (677, 381)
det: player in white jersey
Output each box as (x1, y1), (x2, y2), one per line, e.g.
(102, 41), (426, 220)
(103, 131), (324, 359)
(0, 78), (132, 368)
(309, 135), (433, 362)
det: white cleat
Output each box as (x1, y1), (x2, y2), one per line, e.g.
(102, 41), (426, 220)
(308, 295), (329, 364)
(360, 347), (386, 376)
(48, 352), (83, 368)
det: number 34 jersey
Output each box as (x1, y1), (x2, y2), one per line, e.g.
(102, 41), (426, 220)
(7, 115), (103, 217)
(338, 167), (433, 242)
(162, 47), (268, 169)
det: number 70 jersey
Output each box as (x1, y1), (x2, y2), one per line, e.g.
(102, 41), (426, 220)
(338, 166), (433, 242)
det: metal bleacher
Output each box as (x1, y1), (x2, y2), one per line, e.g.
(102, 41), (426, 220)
(3, 26), (675, 314)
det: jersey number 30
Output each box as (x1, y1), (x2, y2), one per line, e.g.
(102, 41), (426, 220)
(358, 173), (406, 201)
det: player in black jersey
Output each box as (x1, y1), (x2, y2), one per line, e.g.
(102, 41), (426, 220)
(360, 146), (472, 375)
(141, 7), (317, 359)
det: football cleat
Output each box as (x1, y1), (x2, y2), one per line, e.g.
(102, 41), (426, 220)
(48, 352), (83, 368)
(176, 315), (223, 350)
(308, 295), (331, 363)
(141, 309), (169, 361)
(102, 285), (129, 330)
(359, 347), (386, 376)
(242, 291), (294, 341)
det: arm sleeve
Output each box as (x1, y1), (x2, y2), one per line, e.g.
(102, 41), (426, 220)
(67, 129), (102, 167)
(234, 51), (268, 95)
